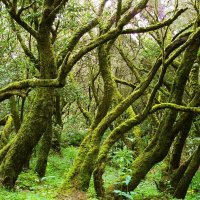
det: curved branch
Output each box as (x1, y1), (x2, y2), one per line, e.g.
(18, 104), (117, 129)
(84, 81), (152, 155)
(118, 0), (148, 29)
(0, 90), (27, 102)
(9, 11), (38, 38)
(151, 103), (200, 114)
(59, 0), (148, 73)
(0, 26), (195, 103)
(10, 19), (39, 69)
(1, 0), (38, 38)
(114, 77), (136, 89)
(122, 8), (187, 34)
(0, 79), (59, 102)
(47, 0), (68, 21)
(58, 18), (99, 66)
(172, 22), (194, 41)
(1, 0), (11, 7)
(17, 1), (36, 16)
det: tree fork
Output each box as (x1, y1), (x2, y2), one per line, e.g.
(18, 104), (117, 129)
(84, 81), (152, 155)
(112, 28), (200, 195)
(0, 88), (54, 188)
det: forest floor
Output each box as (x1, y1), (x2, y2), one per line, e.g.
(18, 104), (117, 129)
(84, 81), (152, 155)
(0, 147), (199, 200)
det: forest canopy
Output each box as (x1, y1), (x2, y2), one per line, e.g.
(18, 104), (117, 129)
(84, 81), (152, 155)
(0, 0), (200, 199)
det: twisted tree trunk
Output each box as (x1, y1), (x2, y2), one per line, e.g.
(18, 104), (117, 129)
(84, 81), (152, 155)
(0, 88), (54, 187)
(112, 29), (200, 195)
(0, 1), (60, 188)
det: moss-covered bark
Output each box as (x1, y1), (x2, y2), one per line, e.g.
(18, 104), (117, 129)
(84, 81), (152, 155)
(0, 1), (60, 188)
(112, 29), (200, 195)
(93, 44), (144, 196)
(169, 157), (191, 191)
(9, 96), (21, 132)
(90, 45), (114, 129)
(158, 115), (193, 191)
(61, 44), (114, 192)
(0, 115), (13, 149)
(0, 142), (12, 164)
(52, 124), (62, 153)
(173, 144), (200, 199)
(68, 59), (160, 193)
(94, 115), (143, 197)
(169, 116), (193, 170)
(62, 30), (143, 193)
(54, 93), (62, 126)
(159, 59), (199, 191)
(61, 16), (196, 196)
(35, 121), (52, 178)
(0, 88), (54, 187)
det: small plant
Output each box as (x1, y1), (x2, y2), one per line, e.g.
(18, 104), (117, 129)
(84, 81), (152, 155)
(114, 175), (136, 200)
(111, 146), (133, 174)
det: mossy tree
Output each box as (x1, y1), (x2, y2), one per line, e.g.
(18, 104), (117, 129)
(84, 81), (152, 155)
(60, 0), (196, 197)
(108, 19), (200, 199)
(0, 1), (199, 199)
(0, 0), (153, 189)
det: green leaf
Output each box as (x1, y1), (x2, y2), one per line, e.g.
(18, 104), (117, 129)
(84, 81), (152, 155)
(114, 190), (122, 194)
(125, 175), (131, 185)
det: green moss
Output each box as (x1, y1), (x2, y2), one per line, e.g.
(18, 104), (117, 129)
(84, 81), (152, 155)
(35, 122), (53, 178)
(9, 96), (21, 132)
(0, 115), (13, 148)
(173, 145), (200, 199)
(0, 88), (54, 188)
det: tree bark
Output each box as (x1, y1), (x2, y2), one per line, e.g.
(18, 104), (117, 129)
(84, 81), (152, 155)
(61, 44), (114, 192)
(0, 0), (63, 188)
(112, 29), (200, 195)
(0, 88), (54, 187)
(173, 144), (200, 199)
(169, 116), (193, 170)
(35, 120), (53, 178)
(158, 114), (193, 192)
(9, 96), (21, 132)
(0, 115), (13, 149)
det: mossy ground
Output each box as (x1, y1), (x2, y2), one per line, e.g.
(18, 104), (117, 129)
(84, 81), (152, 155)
(0, 147), (199, 200)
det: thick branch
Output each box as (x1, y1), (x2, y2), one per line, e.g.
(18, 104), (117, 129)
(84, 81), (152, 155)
(122, 8), (187, 34)
(17, 1), (36, 16)
(151, 103), (200, 114)
(8, 10), (38, 38)
(59, 0), (148, 73)
(118, 0), (149, 29)
(47, 0), (68, 21)
(0, 27), (194, 102)
(0, 90), (27, 102)
(58, 18), (99, 66)
(0, 79), (59, 102)
(116, 0), (122, 26)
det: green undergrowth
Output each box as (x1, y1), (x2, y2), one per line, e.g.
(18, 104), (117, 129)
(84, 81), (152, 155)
(0, 147), (78, 200)
(0, 147), (199, 200)
(103, 163), (200, 200)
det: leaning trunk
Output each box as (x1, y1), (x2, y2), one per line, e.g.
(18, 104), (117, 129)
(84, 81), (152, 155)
(35, 120), (53, 177)
(0, 88), (54, 187)
(112, 29), (200, 194)
(173, 144), (200, 199)
(61, 44), (114, 193)
(169, 116), (193, 170)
